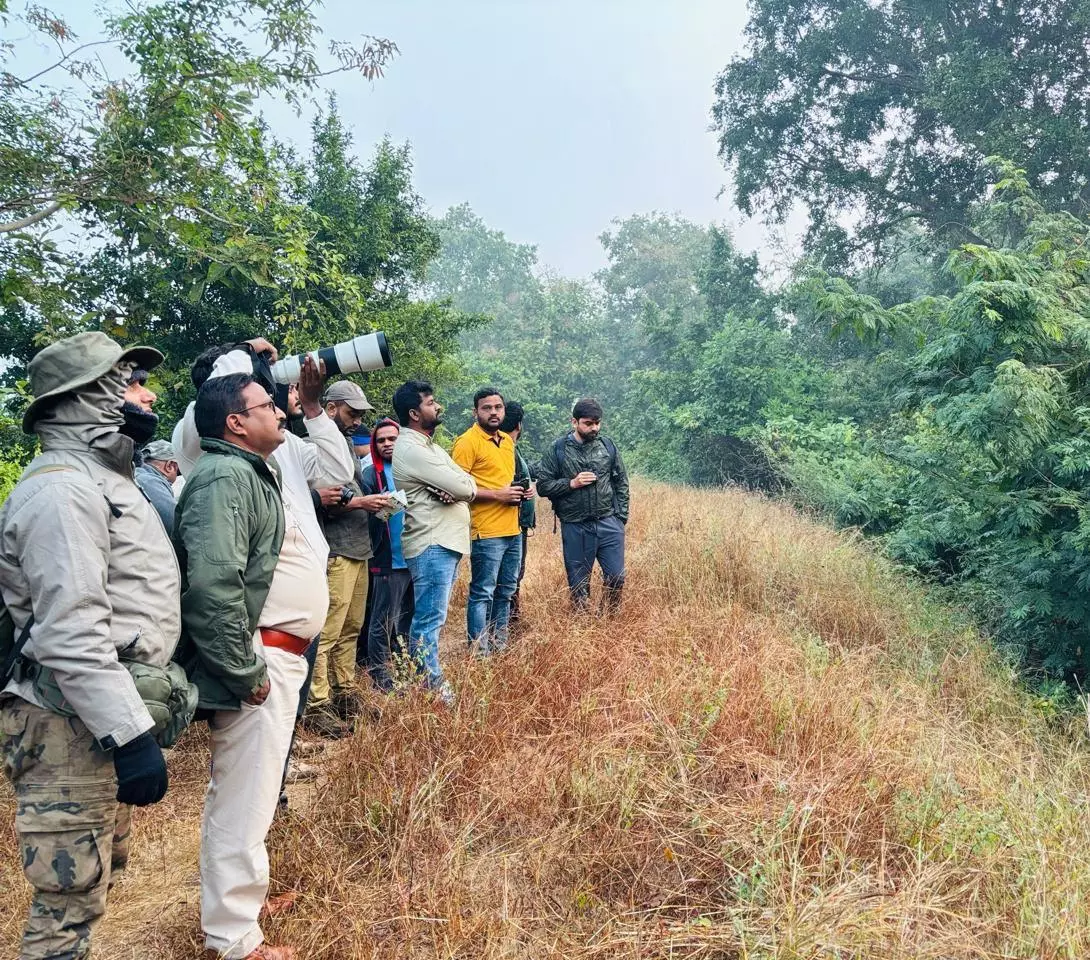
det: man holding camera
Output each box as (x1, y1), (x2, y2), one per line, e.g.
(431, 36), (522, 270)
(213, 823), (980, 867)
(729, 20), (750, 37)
(452, 389), (529, 654)
(536, 398), (630, 613)
(0, 332), (180, 960)
(305, 381), (390, 732)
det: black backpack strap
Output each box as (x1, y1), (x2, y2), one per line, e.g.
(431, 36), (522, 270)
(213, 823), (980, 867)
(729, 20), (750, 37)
(0, 615), (34, 688)
(602, 436), (618, 473)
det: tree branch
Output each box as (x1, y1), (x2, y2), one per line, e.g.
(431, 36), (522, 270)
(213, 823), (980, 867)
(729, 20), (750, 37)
(15, 40), (117, 87)
(0, 200), (65, 233)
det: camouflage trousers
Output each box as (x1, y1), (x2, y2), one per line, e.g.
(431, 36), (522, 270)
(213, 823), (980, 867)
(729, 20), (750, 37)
(1, 696), (130, 960)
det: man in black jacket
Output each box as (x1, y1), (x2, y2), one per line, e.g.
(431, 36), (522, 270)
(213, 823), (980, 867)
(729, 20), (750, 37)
(499, 401), (536, 627)
(536, 398), (630, 612)
(359, 418), (414, 691)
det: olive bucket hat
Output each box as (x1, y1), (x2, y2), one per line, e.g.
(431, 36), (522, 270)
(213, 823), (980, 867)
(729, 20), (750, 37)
(22, 331), (163, 433)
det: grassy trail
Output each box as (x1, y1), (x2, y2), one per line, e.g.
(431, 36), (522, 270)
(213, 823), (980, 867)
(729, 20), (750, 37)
(3, 480), (1090, 958)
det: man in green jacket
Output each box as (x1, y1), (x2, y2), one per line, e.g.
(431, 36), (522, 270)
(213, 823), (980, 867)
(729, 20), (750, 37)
(536, 397), (630, 613)
(175, 372), (319, 960)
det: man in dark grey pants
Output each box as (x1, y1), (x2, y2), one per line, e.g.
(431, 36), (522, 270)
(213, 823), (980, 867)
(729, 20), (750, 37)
(536, 398), (630, 612)
(559, 514), (626, 610)
(360, 418), (415, 690)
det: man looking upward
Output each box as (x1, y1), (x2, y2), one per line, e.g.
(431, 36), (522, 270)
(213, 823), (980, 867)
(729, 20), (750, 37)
(175, 372), (323, 960)
(305, 380), (388, 731)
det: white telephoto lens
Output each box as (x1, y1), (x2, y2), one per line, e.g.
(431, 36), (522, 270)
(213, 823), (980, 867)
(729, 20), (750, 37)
(270, 332), (391, 383)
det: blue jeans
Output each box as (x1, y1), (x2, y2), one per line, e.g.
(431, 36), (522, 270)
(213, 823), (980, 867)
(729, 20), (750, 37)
(467, 534), (523, 653)
(405, 545), (461, 689)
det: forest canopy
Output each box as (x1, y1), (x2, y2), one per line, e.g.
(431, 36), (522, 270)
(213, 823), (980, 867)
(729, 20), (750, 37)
(3, 0), (1090, 678)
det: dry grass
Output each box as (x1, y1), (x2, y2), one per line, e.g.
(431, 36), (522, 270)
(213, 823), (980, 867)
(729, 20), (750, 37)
(3, 480), (1090, 958)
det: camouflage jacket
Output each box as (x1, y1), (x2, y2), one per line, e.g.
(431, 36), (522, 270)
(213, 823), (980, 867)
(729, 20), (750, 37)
(536, 433), (630, 525)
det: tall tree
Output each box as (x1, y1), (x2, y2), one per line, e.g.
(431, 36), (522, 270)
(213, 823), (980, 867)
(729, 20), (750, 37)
(0, 0), (396, 366)
(426, 204), (539, 322)
(597, 213), (710, 328)
(713, 0), (1090, 257)
(57, 106), (474, 429)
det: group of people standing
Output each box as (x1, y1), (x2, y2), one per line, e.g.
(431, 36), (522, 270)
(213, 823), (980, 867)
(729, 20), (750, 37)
(0, 330), (630, 960)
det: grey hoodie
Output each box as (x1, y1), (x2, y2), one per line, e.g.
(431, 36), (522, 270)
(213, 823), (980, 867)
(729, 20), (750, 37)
(0, 365), (181, 748)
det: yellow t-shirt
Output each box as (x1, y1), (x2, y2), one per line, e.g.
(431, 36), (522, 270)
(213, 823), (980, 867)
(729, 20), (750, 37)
(451, 423), (520, 539)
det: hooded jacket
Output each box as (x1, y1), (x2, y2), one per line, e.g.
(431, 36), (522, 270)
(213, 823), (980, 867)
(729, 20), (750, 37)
(0, 366), (182, 748)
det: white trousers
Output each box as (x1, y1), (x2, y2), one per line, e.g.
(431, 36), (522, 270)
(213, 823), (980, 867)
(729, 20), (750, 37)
(200, 645), (308, 958)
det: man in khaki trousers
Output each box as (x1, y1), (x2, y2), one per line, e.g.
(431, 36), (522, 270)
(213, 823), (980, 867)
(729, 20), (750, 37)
(304, 380), (389, 734)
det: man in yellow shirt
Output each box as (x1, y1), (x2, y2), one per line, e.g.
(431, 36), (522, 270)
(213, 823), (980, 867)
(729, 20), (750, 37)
(451, 388), (528, 653)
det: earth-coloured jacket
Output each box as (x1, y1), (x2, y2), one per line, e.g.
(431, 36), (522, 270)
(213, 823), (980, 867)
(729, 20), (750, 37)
(0, 368), (181, 749)
(536, 433), (630, 525)
(173, 437), (285, 711)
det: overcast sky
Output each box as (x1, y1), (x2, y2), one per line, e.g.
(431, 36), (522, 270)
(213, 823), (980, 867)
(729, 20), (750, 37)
(27, 1), (782, 276)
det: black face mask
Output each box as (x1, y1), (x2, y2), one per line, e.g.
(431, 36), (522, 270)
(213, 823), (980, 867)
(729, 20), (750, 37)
(120, 401), (159, 446)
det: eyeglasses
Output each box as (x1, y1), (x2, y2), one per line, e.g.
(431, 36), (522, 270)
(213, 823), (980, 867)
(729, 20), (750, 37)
(232, 399), (276, 416)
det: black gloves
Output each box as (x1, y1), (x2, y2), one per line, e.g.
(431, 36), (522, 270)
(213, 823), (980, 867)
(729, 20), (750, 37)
(112, 731), (168, 806)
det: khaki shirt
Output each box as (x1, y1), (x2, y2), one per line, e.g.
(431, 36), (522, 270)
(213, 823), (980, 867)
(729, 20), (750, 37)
(392, 428), (477, 560)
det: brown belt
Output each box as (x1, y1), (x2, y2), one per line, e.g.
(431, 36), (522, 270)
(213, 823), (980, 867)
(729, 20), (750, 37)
(260, 628), (311, 657)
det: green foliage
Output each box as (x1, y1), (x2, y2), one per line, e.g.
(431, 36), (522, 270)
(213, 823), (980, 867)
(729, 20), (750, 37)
(714, 0), (1090, 258)
(768, 169), (1090, 676)
(1, 0), (397, 373)
(427, 208), (627, 452)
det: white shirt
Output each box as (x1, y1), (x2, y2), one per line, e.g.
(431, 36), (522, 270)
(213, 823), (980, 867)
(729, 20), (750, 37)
(173, 349), (356, 638)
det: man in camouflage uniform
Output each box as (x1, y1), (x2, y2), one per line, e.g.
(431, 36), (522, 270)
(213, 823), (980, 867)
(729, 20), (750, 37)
(535, 397), (630, 613)
(0, 332), (180, 959)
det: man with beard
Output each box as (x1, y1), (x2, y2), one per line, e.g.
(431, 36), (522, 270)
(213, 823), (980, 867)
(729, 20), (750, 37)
(174, 372), (313, 960)
(391, 381), (476, 702)
(360, 418), (413, 691)
(304, 380), (390, 731)
(536, 398), (630, 613)
(452, 389), (527, 654)
(0, 332), (179, 959)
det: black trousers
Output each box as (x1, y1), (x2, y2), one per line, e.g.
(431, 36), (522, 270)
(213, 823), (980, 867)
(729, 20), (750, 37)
(365, 569), (414, 691)
(510, 529), (529, 623)
(560, 515), (625, 610)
